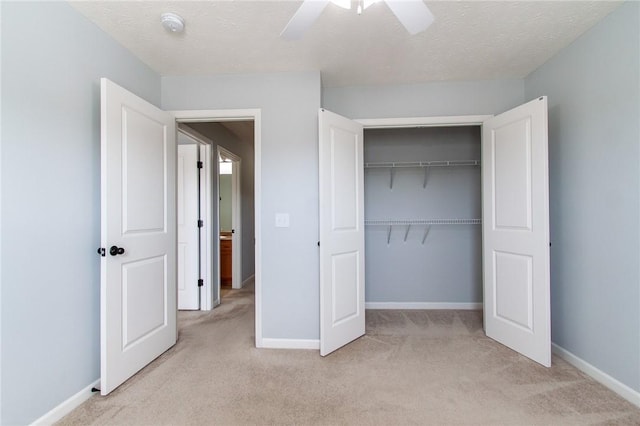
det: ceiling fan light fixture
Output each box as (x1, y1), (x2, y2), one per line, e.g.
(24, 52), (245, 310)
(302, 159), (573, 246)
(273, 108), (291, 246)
(329, 0), (351, 9)
(363, 0), (379, 10)
(281, 0), (434, 39)
(358, 0), (378, 14)
(161, 12), (185, 33)
(385, 0), (434, 35)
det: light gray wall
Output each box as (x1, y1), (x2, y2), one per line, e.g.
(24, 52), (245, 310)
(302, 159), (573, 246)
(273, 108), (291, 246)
(163, 76), (521, 340)
(1, 2), (161, 424)
(185, 122), (256, 283)
(3, 3), (634, 423)
(364, 127), (482, 303)
(177, 132), (197, 145)
(219, 174), (233, 232)
(163, 72), (322, 339)
(323, 79), (525, 119)
(525, 2), (640, 391)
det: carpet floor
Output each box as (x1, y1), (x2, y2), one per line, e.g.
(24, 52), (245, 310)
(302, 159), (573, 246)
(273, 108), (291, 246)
(59, 282), (640, 425)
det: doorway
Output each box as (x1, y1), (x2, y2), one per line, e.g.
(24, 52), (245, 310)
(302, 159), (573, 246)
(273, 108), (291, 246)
(320, 105), (551, 366)
(100, 79), (263, 394)
(172, 110), (263, 346)
(217, 145), (242, 296)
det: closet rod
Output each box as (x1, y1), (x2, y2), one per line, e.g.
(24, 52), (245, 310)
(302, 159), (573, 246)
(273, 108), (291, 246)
(364, 160), (480, 169)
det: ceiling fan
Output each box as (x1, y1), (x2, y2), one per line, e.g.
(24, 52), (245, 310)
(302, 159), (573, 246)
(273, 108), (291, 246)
(281, 0), (434, 40)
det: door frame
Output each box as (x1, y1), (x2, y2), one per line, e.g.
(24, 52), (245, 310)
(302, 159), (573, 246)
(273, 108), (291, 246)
(216, 145), (242, 290)
(177, 126), (215, 310)
(355, 115), (491, 299)
(356, 115), (491, 129)
(171, 109), (263, 348)
(313, 114), (489, 352)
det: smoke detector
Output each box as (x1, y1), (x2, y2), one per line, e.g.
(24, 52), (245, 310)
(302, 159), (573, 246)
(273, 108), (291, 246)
(161, 13), (185, 33)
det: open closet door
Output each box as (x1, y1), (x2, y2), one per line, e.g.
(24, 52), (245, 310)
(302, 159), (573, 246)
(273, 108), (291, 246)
(319, 109), (365, 356)
(100, 78), (177, 394)
(482, 96), (551, 367)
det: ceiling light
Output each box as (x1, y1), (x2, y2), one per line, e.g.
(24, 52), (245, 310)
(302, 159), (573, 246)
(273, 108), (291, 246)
(161, 13), (185, 33)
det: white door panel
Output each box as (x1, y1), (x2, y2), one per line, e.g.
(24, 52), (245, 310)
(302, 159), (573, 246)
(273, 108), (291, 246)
(331, 251), (360, 324)
(493, 118), (532, 229)
(319, 109), (365, 356)
(177, 144), (200, 310)
(122, 256), (167, 348)
(483, 96), (550, 367)
(100, 78), (177, 395)
(122, 107), (167, 232)
(494, 251), (533, 330)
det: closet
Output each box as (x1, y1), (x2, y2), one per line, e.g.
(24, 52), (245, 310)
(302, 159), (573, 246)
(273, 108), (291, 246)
(363, 126), (482, 307)
(319, 100), (550, 365)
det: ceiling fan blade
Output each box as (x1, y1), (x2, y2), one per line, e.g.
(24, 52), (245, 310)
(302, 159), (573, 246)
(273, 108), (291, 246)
(384, 0), (434, 35)
(280, 0), (330, 40)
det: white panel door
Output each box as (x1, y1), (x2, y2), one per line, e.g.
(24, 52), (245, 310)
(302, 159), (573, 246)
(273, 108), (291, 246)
(100, 78), (177, 395)
(177, 144), (200, 310)
(319, 109), (365, 356)
(482, 96), (551, 367)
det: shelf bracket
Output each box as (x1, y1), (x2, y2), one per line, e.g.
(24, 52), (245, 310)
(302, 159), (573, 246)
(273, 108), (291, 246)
(423, 166), (429, 188)
(403, 224), (411, 242)
(421, 225), (431, 245)
(389, 168), (395, 190)
(386, 225), (392, 245)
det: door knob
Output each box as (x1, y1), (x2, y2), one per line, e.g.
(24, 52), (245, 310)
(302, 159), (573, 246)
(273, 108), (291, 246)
(109, 245), (125, 256)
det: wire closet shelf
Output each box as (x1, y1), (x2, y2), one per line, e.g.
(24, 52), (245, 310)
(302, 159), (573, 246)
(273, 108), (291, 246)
(365, 160), (481, 189)
(365, 219), (481, 226)
(364, 160), (480, 169)
(365, 219), (482, 245)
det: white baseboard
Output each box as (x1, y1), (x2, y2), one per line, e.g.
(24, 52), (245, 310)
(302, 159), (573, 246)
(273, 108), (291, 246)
(31, 379), (100, 425)
(232, 274), (254, 290)
(242, 274), (255, 288)
(552, 343), (640, 408)
(261, 338), (320, 350)
(365, 302), (482, 310)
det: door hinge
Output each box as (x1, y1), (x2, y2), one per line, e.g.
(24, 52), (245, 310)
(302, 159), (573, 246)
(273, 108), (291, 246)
(197, 220), (204, 228)
(198, 279), (204, 287)
(197, 161), (203, 169)
(97, 247), (106, 257)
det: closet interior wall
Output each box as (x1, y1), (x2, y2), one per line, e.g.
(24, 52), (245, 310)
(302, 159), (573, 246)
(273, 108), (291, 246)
(364, 126), (482, 305)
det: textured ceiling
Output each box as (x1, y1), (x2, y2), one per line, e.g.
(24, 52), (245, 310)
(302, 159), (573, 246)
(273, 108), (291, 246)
(69, 1), (621, 87)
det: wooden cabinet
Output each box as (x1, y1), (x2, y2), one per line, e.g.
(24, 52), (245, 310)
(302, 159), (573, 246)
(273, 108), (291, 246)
(220, 233), (232, 287)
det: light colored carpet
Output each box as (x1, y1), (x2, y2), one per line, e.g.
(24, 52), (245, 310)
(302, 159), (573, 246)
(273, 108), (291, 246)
(59, 282), (640, 425)
(220, 287), (233, 298)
